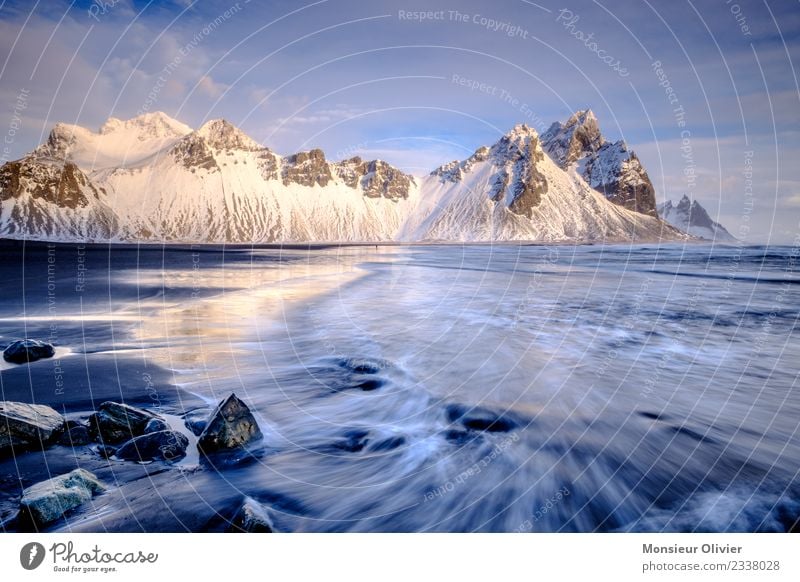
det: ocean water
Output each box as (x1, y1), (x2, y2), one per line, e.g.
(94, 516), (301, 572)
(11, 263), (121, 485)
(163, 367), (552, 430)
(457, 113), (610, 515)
(0, 241), (798, 532)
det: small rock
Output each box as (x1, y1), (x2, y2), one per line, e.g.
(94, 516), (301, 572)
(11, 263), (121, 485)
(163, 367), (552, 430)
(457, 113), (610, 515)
(94, 444), (116, 459)
(228, 497), (275, 532)
(115, 430), (189, 463)
(19, 468), (105, 527)
(88, 401), (162, 444)
(143, 418), (169, 434)
(445, 404), (519, 433)
(197, 394), (262, 454)
(2, 339), (55, 364)
(0, 401), (65, 453)
(56, 420), (91, 447)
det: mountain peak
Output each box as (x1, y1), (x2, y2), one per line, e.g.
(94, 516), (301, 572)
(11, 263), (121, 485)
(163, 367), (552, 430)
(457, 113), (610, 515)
(505, 123), (539, 139)
(658, 196), (735, 241)
(567, 108), (596, 126)
(541, 110), (658, 217)
(194, 119), (262, 151)
(491, 124), (544, 162)
(542, 109), (603, 167)
(99, 111), (192, 139)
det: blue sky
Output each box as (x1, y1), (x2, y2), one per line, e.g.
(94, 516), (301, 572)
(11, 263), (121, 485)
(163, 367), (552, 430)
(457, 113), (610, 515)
(1, 0), (798, 242)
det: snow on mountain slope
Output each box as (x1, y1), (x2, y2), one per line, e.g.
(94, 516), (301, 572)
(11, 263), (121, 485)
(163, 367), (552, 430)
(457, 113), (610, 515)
(33, 111), (192, 171)
(402, 124), (679, 242)
(102, 120), (419, 242)
(658, 195), (736, 242)
(0, 112), (687, 243)
(542, 110), (658, 217)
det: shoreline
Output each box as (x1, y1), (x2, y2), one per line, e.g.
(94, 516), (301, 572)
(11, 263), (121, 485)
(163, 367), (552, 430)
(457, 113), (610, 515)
(0, 237), (745, 251)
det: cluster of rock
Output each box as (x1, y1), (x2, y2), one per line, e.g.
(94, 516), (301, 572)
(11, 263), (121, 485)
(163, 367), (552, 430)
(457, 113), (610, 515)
(2, 392), (264, 530)
(0, 158), (105, 210)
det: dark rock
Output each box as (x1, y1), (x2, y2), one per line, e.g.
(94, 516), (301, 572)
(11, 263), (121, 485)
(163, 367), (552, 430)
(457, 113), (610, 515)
(445, 404), (519, 433)
(668, 425), (717, 444)
(88, 401), (162, 444)
(19, 468), (105, 527)
(368, 435), (406, 452)
(183, 410), (210, 436)
(115, 430), (189, 463)
(2, 339), (55, 364)
(0, 401), (64, 453)
(352, 378), (384, 391)
(334, 158), (414, 199)
(56, 420), (91, 446)
(197, 394), (262, 454)
(227, 497), (276, 533)
(143, 418), (169, 434)
(331, 429), (370, 453)
(443, 428), (482, 446)
(94, 444), (116, 459)
(282, 149), (332, 187)
(638, 411), (669, 421)
(0, 159), (100, 210)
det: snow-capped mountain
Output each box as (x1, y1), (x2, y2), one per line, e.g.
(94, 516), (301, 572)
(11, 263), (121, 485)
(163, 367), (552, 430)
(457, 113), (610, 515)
(401, 125), (674, 241)
(542, 110), (658, 217)
(658, 195), (736, 241)
(0, 112), (687, 243)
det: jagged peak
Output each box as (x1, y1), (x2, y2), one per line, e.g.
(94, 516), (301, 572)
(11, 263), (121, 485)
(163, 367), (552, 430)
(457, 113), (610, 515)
(193, 119), (262, 151)
(504, 123), (540, 140)
(490, 124), (544, 163)
(542, 109), (605, 167)
(676, 194), (697, 211)
(565, 108), (597, 127)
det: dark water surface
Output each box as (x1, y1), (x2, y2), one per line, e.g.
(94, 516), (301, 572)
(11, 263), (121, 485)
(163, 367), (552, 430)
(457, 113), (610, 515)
(1, 240), (798, 532)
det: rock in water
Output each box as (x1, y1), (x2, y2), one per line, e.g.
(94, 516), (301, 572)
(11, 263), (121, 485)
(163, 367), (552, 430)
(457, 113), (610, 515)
(2, 339), (55, 364)
(143, 418), (169, 434)
(197, 394), (262, 454)
(88, 401), (162, 444)
(19, 468), (105, 527)
(115, 430), (189, 462)
(56, 420), (91, 446)
(94, 444), (116, 459)
(0, 401), (65, 453)
(183, 409), (210, 436)
(228, 497), (275, 532)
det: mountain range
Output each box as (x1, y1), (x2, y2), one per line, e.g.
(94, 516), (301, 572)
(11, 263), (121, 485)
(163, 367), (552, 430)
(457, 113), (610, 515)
(0, 110), (724, 243)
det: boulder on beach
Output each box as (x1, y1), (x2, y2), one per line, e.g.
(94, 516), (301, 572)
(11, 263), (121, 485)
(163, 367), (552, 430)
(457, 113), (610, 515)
(0, 401), (65, 453)
(228, 497), (275, 533)
(19, 468), (105, 527)
(88, 401), (163, 444)
(115, 430), (189, 463)
(2, 339), (55, 364)
(197, 394), (263, 454)
(56, 420), (91, 447)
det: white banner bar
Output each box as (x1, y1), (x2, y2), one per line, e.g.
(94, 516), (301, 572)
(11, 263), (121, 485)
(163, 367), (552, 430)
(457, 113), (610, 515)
(1, 533), (797, 581)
